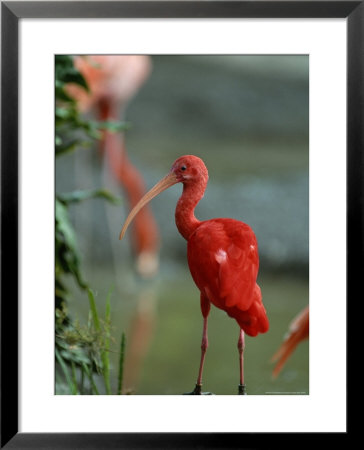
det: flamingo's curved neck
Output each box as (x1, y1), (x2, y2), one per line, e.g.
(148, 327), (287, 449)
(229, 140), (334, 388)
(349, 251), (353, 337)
(175, 182), (205, 240)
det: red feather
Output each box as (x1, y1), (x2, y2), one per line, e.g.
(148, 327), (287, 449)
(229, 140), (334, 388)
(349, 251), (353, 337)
(187, 219), (268, 337)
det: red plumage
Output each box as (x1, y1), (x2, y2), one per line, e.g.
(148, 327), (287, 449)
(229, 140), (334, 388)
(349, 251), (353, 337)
(188, 220), (268, 337)
(119, 154), (269, 393)
(172, 155), (269, 337)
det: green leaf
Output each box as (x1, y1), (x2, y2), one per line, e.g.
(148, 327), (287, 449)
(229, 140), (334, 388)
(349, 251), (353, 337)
(58, 189), (121, 205)
(62, 68), (89, 92)
(77, 120), (102, 140)
(80, 365), (85, 394)
(55, 55), (89, 92)
(55, 55), (74, 70)
(102, 287), (113, 395)
(55, 200), (78, 251)
(82, 362), (99, 395)
(55, 139), (91, 157)
(56, 106), (73, 120)
(55, 198), (87, 289)
(56, 199), (77, 249)
(87, 289), (101, 332)
(56, 337), (91, 366)
(76, 119), (129, 141)
(117, 333), (126, 395)
(71, 361), (78, 390)
(55, 83), (75, 103)
(55, 348), (78, 395)
(97, 120), (131, 133)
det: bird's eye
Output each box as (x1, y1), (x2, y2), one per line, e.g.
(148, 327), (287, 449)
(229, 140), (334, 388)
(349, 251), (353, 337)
(181, 165), (187, 171)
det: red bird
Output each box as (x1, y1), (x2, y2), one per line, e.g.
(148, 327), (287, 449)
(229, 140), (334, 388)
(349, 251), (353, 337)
(119, 155), (269, 394)
(271, 305), (309, 378)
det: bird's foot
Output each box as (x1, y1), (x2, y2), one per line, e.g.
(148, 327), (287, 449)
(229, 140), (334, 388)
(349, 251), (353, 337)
(238, 384), (247, 395)
(183, 384), (213, 395)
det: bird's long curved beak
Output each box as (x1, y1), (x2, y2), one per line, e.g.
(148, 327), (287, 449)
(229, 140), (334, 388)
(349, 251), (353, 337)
(119, 171), (178, 240)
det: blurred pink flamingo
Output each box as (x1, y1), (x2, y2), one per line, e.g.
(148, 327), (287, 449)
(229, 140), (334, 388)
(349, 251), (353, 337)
(69, 55), (160, 277)
(69, 55), (160, 391)
(271, 305), (309, 378)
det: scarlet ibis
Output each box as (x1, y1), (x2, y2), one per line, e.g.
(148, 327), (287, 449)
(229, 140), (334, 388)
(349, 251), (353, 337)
(69, 55), (160, 277)
(271, 305), (309, 378)
(119, 155), (269, 394)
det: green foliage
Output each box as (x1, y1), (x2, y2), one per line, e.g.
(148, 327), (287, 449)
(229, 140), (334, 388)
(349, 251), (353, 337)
(56, 292), (125, 395)
(103, 290), (112, 394)
(55, 55), (128, 156)
(55, 55), (127, 395)
(58, 188), (121, 206)
(55, 55), (89, 93)
(55, 348), (78, 395)
(118, 332), (126, 395)
(55, 198), (86, 290)
(87, 288), (113, 394)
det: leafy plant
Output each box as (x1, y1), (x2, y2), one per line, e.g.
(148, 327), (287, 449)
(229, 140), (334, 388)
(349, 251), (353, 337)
(55, 55), (128, 156)
(55, 55), (126, 395)
(56, 292), (126, 395)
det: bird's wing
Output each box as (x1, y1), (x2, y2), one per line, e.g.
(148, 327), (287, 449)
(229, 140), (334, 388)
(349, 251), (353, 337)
(216, 222), (259, 310)
(188, 220), (259, 312)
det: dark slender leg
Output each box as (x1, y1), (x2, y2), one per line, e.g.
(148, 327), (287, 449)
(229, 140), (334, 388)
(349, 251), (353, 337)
(238, 329), (247, 395)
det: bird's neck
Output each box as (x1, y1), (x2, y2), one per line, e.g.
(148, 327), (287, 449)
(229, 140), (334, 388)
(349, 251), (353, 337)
(175, 182), (204, 240)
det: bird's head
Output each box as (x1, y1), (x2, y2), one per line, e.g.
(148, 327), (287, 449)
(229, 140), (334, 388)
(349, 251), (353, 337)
(119, 155), (208, 240)
(170, 155), (209, 186)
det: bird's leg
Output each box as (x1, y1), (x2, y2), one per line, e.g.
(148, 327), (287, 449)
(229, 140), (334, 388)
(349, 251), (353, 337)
(184, 317), (210, 395)
(183, 295), (213, 395)
(196, 316), (209, 387)
(238, 329), (247, 395)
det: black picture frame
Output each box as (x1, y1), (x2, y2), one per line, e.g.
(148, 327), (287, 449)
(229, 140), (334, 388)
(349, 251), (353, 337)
(1, 1), (357, 447)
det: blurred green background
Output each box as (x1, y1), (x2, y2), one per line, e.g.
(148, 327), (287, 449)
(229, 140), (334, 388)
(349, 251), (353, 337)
(56, 55), (309, 395)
